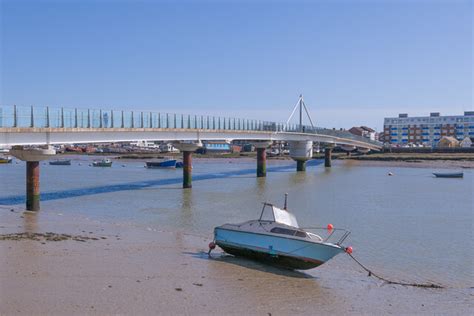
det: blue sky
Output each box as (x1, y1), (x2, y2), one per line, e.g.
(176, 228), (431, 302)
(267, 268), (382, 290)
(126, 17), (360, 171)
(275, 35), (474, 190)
(1, 0), (472, 130)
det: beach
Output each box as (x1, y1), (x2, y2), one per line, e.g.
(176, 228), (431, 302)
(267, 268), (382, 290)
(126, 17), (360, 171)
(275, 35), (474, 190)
(1, 206), (472, 315)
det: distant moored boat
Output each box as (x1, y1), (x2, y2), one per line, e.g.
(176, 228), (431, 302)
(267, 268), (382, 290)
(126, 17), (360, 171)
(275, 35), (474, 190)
(145, 159), (177, 169)
(0, 156), (12, 164)
(49, 159), (71, 166)
(92, 159), (113, 167)
(433, 172), (463, 178)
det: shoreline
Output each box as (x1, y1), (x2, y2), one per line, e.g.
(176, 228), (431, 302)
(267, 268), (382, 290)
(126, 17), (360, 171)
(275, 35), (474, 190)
(52, 152), (474, 169)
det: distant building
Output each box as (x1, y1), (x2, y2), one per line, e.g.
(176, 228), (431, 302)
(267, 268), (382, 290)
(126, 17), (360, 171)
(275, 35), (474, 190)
(349, 126), (377, 141)
(383, 111), (474, 147)
(437, 136), (459, 148)
(199, 141), (232, 154)
(460, 137), (473, 148)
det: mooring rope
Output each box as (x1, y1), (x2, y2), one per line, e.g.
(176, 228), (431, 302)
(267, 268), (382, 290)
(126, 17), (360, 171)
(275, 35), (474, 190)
(347, 252), (444, 289)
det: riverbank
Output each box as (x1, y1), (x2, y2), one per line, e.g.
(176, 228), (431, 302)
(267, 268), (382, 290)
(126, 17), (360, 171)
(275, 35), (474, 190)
(341, 152), (474, 162)
(1, 206), (471, 315)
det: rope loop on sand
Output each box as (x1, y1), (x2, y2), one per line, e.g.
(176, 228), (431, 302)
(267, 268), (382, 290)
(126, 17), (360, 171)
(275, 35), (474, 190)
(347, 253), (444, 289)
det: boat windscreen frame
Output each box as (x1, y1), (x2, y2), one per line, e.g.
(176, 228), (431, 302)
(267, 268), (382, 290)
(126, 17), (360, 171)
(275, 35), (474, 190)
(258, 203), (276, 222)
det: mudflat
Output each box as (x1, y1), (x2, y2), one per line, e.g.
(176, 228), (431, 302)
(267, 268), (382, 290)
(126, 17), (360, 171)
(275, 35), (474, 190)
(0, 207), (471, 315)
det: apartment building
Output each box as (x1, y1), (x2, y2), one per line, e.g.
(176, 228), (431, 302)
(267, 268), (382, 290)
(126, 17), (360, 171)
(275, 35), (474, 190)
(383, 111), (474, 146)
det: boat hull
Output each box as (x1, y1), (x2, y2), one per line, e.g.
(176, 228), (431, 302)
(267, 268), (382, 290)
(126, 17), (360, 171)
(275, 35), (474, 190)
(146, 160), (177, 168)
(49, 160), (71, 166)
(433, 172), (463, 178)
(214, 227), (344, 270)
(92, 162), (112, 167)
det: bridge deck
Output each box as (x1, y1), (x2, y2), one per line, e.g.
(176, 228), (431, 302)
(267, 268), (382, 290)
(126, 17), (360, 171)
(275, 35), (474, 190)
(0, 105), (381, 150)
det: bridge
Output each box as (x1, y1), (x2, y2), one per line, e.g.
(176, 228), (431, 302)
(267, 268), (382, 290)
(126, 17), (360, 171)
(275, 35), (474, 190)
(0, 97), (382, 211)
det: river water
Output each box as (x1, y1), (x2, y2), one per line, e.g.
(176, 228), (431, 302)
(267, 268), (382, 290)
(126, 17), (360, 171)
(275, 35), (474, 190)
(0, 157), (472, 289)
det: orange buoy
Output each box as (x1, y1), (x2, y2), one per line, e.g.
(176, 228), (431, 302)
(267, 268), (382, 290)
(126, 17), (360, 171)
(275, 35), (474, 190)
(327, 223), (334, 230)
(208, 241), (216, 250)
(345, 246), (353, 254)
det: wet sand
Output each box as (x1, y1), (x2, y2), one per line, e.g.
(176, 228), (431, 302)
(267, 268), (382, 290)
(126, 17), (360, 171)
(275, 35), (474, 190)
(1, 206), (471, 315)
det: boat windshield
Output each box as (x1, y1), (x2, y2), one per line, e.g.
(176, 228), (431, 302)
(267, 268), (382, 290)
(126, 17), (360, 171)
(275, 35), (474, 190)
(260, 204), (299, 228)
(270, 227), (306, 238)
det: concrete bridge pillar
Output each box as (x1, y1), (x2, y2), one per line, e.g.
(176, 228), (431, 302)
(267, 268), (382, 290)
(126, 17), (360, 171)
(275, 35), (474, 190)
(9, 146), (56, 211)
(173, 142), (203, 189)
(289, 141), (313, 172)
(324, 147), (333, 168)
(257, 147), (266, 177)
(183, 151), (193, 189)
(26, 161), (40, 211)
(252, 141), (272, 177)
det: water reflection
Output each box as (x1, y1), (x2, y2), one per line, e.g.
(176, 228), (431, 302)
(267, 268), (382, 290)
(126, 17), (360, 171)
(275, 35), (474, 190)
(23, 211), (38, 234)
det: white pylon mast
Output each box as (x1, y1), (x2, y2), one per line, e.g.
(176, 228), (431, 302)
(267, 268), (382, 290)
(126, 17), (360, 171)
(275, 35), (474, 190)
(284, 94), (315, 131)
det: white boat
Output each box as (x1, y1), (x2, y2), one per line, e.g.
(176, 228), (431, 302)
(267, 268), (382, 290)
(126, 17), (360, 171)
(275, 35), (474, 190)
(211, 197), (351, 270)
(92, 158), (113, 167)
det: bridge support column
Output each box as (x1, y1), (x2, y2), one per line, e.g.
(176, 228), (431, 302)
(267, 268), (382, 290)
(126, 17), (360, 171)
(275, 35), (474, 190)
(325, 147), (333, 167)
(183, 151), (193, 189)
(173, 142), (203, 189)
(26, 161), (40, 211)
(252, 141), (271, 178)
(289, 141), (313, 172)
(257, 147), (266, 177)
(9, 146), (56, 211)
(296, 160), (306, 172)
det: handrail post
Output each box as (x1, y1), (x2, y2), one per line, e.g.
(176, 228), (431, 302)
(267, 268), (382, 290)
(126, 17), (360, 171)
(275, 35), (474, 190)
(121, 110), (124, 128)
(140, 112), (144, 128)
(187, 115), (191, 129)
(99, 110), (103, 128)
(74, 108), (78, 128)
(131, 111), (134, 128)
(46, 106), (50, 128)
(13, 105), (17, 127)
(111, 111), (114, 128)
(87, 109), (90, 128)
(149, 112), (152, 128)
(61, 107), (65, 128)
(194, 115), (197, 129)
(181, 114), (184, 128)
(166, 113), (169, 128)
(213, 117), (215, 129)
(30, 106), (34, 127)
(158, 113), (161, 128)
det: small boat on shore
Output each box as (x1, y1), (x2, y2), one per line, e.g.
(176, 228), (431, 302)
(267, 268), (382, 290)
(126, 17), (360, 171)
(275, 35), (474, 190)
(433, 172), (463, 178)
(49, 159), (71, 166)
(210, 195), (351, 270)
(0, 156), (12, 164)
(92, 159), (113, 167)
(145, 159), (177, 169)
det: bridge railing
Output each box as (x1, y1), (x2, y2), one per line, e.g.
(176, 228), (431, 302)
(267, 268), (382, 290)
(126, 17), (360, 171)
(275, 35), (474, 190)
(0, 105), (380, 146)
